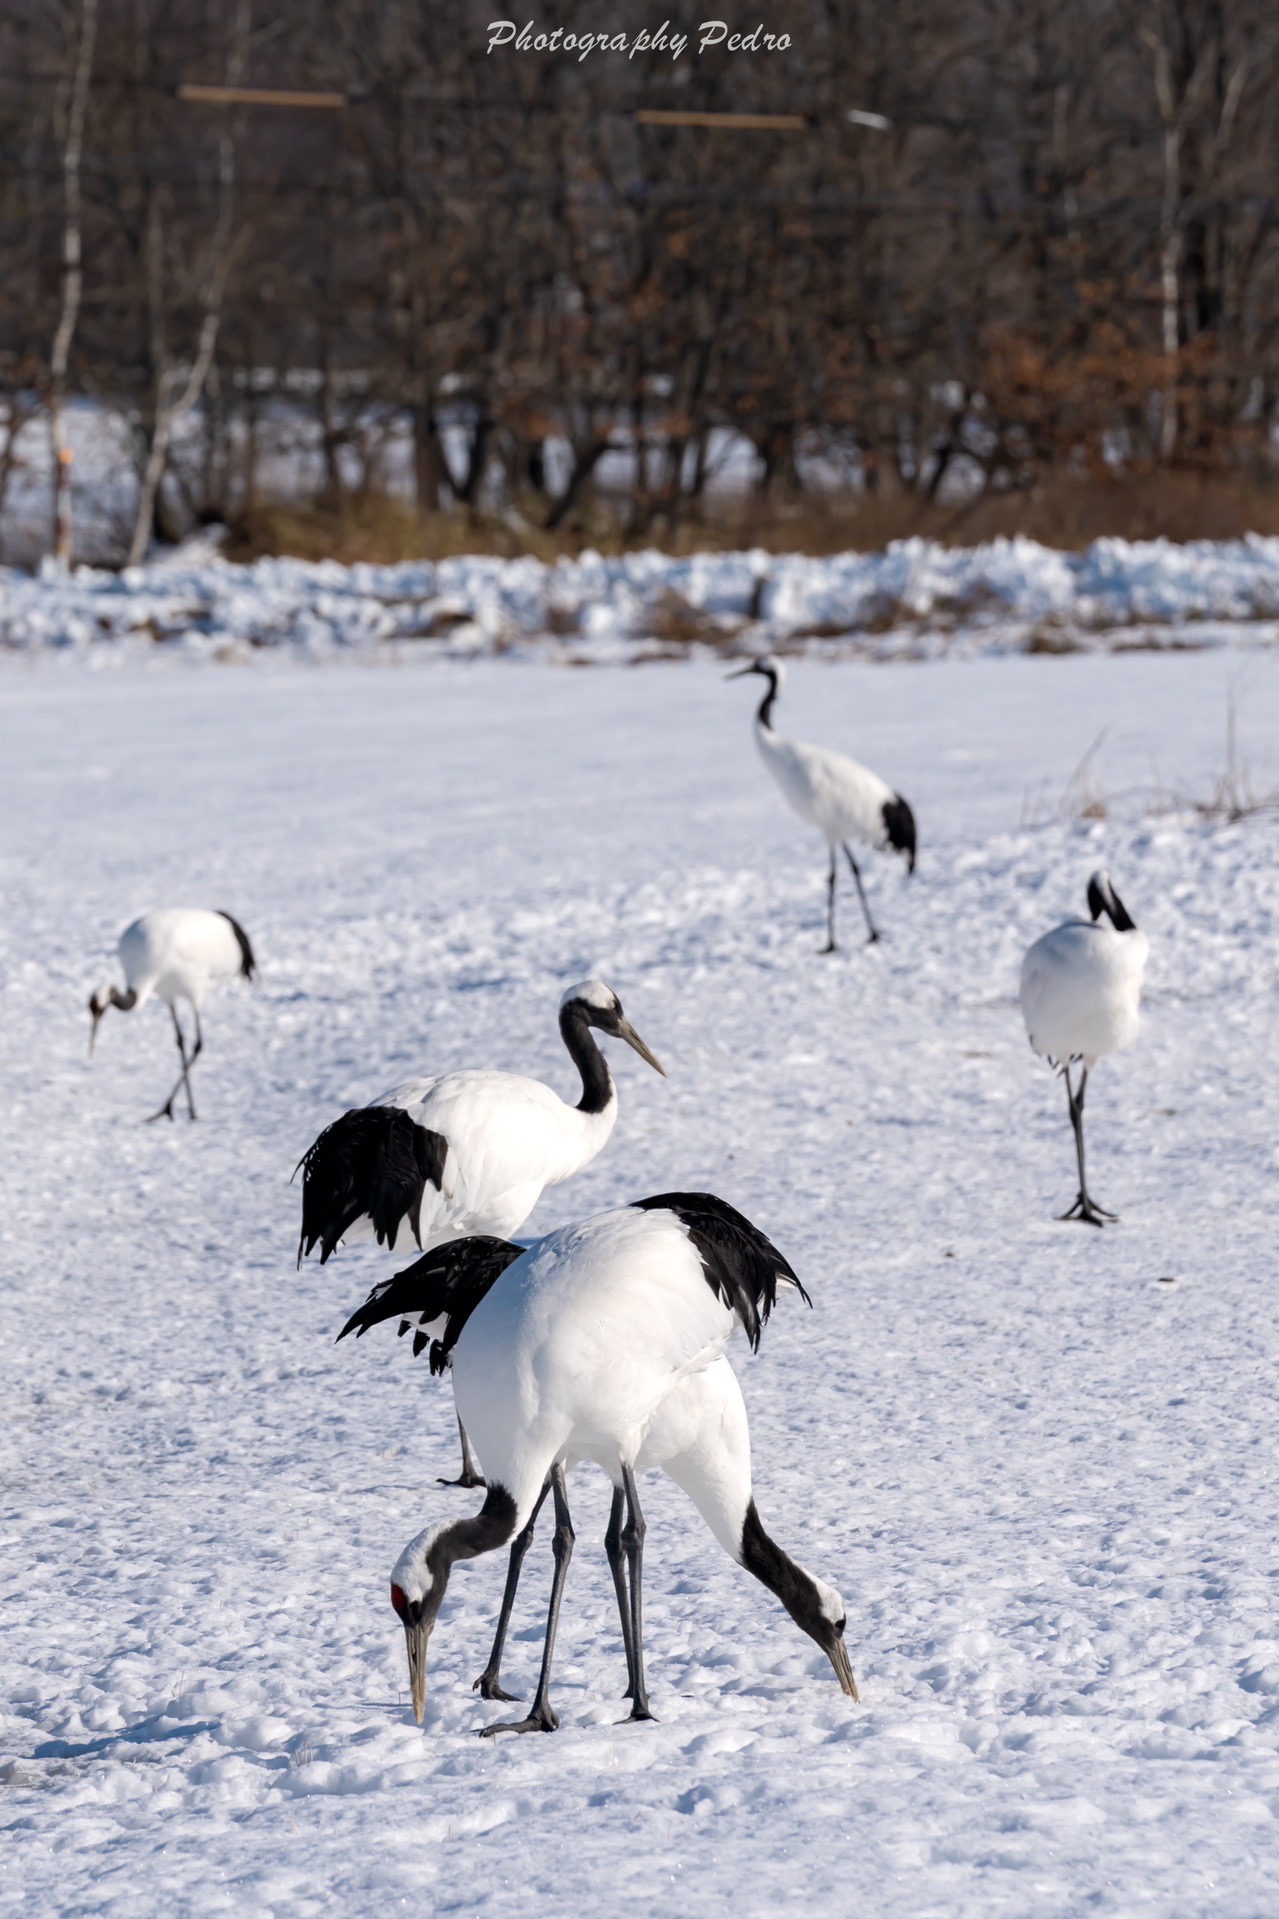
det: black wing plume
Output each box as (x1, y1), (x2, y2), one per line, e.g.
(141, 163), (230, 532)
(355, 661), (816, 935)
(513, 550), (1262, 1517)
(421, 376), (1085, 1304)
(337, 1236), (524, 1372)
(217, 911), (257, 979)
(632, 1191), (810, 1351)
(296, 1105), (449, 1265)
(881, 795), (916, 874)
(1087, 872), (1137, 931)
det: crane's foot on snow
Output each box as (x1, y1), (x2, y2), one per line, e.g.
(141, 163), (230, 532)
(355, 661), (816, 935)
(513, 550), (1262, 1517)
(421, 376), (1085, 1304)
(147, 1102), (176, 1123)
(438, 1469), (487, 1489)
(617, 1704), (657, 1725)
(472, 1673), (520, 1703)
(478, 1704), (558, 1738)
(1058, 1193), (1118, 1226)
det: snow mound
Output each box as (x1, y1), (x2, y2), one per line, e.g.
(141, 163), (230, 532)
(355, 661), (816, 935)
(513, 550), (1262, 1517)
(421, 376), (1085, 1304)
(7, 532), (1279, 663)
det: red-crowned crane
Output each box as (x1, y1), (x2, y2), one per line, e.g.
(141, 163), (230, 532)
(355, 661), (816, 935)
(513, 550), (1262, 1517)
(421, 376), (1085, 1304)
(1020, 871), (1149, 1225)
(302, 981), (665, 1486)
(339, 1192), (858, 1734)
(88, 909), (256, 1121)
(729, 655), (916, 949)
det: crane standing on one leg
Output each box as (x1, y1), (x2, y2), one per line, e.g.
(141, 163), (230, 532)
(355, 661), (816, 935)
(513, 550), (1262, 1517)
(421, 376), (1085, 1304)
(1020, 871), (1149, 1226)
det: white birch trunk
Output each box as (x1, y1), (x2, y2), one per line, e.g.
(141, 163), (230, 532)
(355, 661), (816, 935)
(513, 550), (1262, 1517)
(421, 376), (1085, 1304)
(49, 0), (98, 571)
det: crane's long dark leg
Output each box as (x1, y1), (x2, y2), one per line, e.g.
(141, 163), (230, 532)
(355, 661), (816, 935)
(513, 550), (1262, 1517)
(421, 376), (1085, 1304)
(605, 1486), (637, 1700)
(439, 1411), (486, 1489)
(1057, 1063), (1116, 1226)
(821, 847), (838, 953)
(480, 1463), (574, 1737)
(183, 1008), (203, 1120)
(620, 1463), (655, 1723)
(473, 1477), (552, 1702)
(843, 844), (881, 944)
(149, 1005), (197, 1123)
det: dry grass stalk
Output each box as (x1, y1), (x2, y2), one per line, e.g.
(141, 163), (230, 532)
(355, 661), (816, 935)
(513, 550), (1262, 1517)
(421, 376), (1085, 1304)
(1151, 688), (1279, 822)
(1021, 730), (1112, 828)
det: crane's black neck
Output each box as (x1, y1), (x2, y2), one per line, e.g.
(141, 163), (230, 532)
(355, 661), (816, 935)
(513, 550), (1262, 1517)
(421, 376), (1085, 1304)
(559, 1003), (616, 1116)
(1087, 876), (1137, 932)
(755, 669), (780, 732)
(739, 1500), (831, 1648)
(406, 1485), (520, 1630)
(428, 1485), (518, 1584)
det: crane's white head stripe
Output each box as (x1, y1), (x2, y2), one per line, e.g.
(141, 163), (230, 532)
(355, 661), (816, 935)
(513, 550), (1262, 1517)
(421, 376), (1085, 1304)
(560, 980), (620, 1014)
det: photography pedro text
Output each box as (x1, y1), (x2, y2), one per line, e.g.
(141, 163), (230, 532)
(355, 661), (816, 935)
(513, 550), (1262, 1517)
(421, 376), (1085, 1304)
(487, 21), (791, 61)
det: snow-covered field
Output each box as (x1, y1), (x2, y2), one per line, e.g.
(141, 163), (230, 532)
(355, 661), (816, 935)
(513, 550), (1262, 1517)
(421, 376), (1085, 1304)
(3, 646), (1279, 1916)
(9, 532), (1279, 664)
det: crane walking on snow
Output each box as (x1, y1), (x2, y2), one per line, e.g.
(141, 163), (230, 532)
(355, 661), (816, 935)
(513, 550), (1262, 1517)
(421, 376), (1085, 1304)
(1020, 871), (1149, 1226)
(88, 909), (256, 1121)
(339, 1192), (859, 1734)
(300, 981), (666, 1487)
(729, 655), (916, 949)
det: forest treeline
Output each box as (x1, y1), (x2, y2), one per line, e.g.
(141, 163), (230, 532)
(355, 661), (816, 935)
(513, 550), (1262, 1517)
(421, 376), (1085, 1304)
(3, 0), (1279, 559)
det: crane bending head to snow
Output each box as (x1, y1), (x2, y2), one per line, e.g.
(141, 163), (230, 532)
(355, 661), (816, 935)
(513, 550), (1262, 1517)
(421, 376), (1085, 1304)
(728, 655), (916, 950)
(339, 1192), (858, 1734)
(299, 979), (666, 1488)
(88, 908), (256, 1121)
(1020, 871), (1149, 1226)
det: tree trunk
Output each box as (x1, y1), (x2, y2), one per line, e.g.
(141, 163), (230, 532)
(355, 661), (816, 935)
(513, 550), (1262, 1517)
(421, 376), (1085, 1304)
(127, 1), (247, 565)
(412, 394), (450, 514)
(48, 0), (98, 571)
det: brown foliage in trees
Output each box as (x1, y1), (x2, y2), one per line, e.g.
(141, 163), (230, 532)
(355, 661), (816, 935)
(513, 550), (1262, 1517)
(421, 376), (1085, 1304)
(4, 0), (1279, 560)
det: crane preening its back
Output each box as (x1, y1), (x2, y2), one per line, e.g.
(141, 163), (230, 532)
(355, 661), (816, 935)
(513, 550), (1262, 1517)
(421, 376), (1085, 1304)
(88, 909), (256, 1121)
(299, 980), (666, 1486)
(338, 1193), (858, 1734)
(1020, 871), (1149, 1226)
(730, 655), (916, 950)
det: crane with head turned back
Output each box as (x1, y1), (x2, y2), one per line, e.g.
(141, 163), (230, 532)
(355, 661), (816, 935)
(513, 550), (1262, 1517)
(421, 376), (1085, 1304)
(339, 1192), (858, 1734)
(88, 909), (256, 1121)
(300, 980), (666, 1487)
(729, 655), (917, 950)
(1020, 871), (1149, 1226)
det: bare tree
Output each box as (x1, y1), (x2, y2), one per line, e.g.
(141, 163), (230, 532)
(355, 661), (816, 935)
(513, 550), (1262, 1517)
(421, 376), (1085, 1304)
(4, 0), (1279, 568)
(126, 0), (249, 565)
(48, 0), (98, 569)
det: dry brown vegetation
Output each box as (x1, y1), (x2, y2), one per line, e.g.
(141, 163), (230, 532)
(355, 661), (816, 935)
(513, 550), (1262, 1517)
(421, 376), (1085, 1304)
(1024, 694), (1279, 828)
(221, 471), (1279, 565)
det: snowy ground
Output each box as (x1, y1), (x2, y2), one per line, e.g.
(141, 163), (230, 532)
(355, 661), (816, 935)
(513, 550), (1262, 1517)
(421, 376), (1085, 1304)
(2, 647), (1279, 1917)
(9, 533), (1279, 664)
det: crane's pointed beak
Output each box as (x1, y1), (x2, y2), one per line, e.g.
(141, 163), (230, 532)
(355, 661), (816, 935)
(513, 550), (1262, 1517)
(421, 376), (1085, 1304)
(725, 663), (759, 680)
(616, 1016), (666, 1078)
(827, 1635), (860, 1701)
(405, 1616), (430, 1725)
(88, 998), (103, 1058)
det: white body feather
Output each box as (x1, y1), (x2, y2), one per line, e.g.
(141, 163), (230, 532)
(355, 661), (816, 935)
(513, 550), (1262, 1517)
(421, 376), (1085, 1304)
(338, 1068), (618, 1250)
(393, 1206), (841, 1626)
(1020, 918), (1149, 1068)
(114, 909), (246, 1012)
(454, 1209), (745, 1531)
(755, 720), (896, 849)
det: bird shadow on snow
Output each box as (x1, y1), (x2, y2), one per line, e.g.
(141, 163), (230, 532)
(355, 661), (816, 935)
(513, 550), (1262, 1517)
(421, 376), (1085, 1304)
(34, 1713), (222, 1761)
